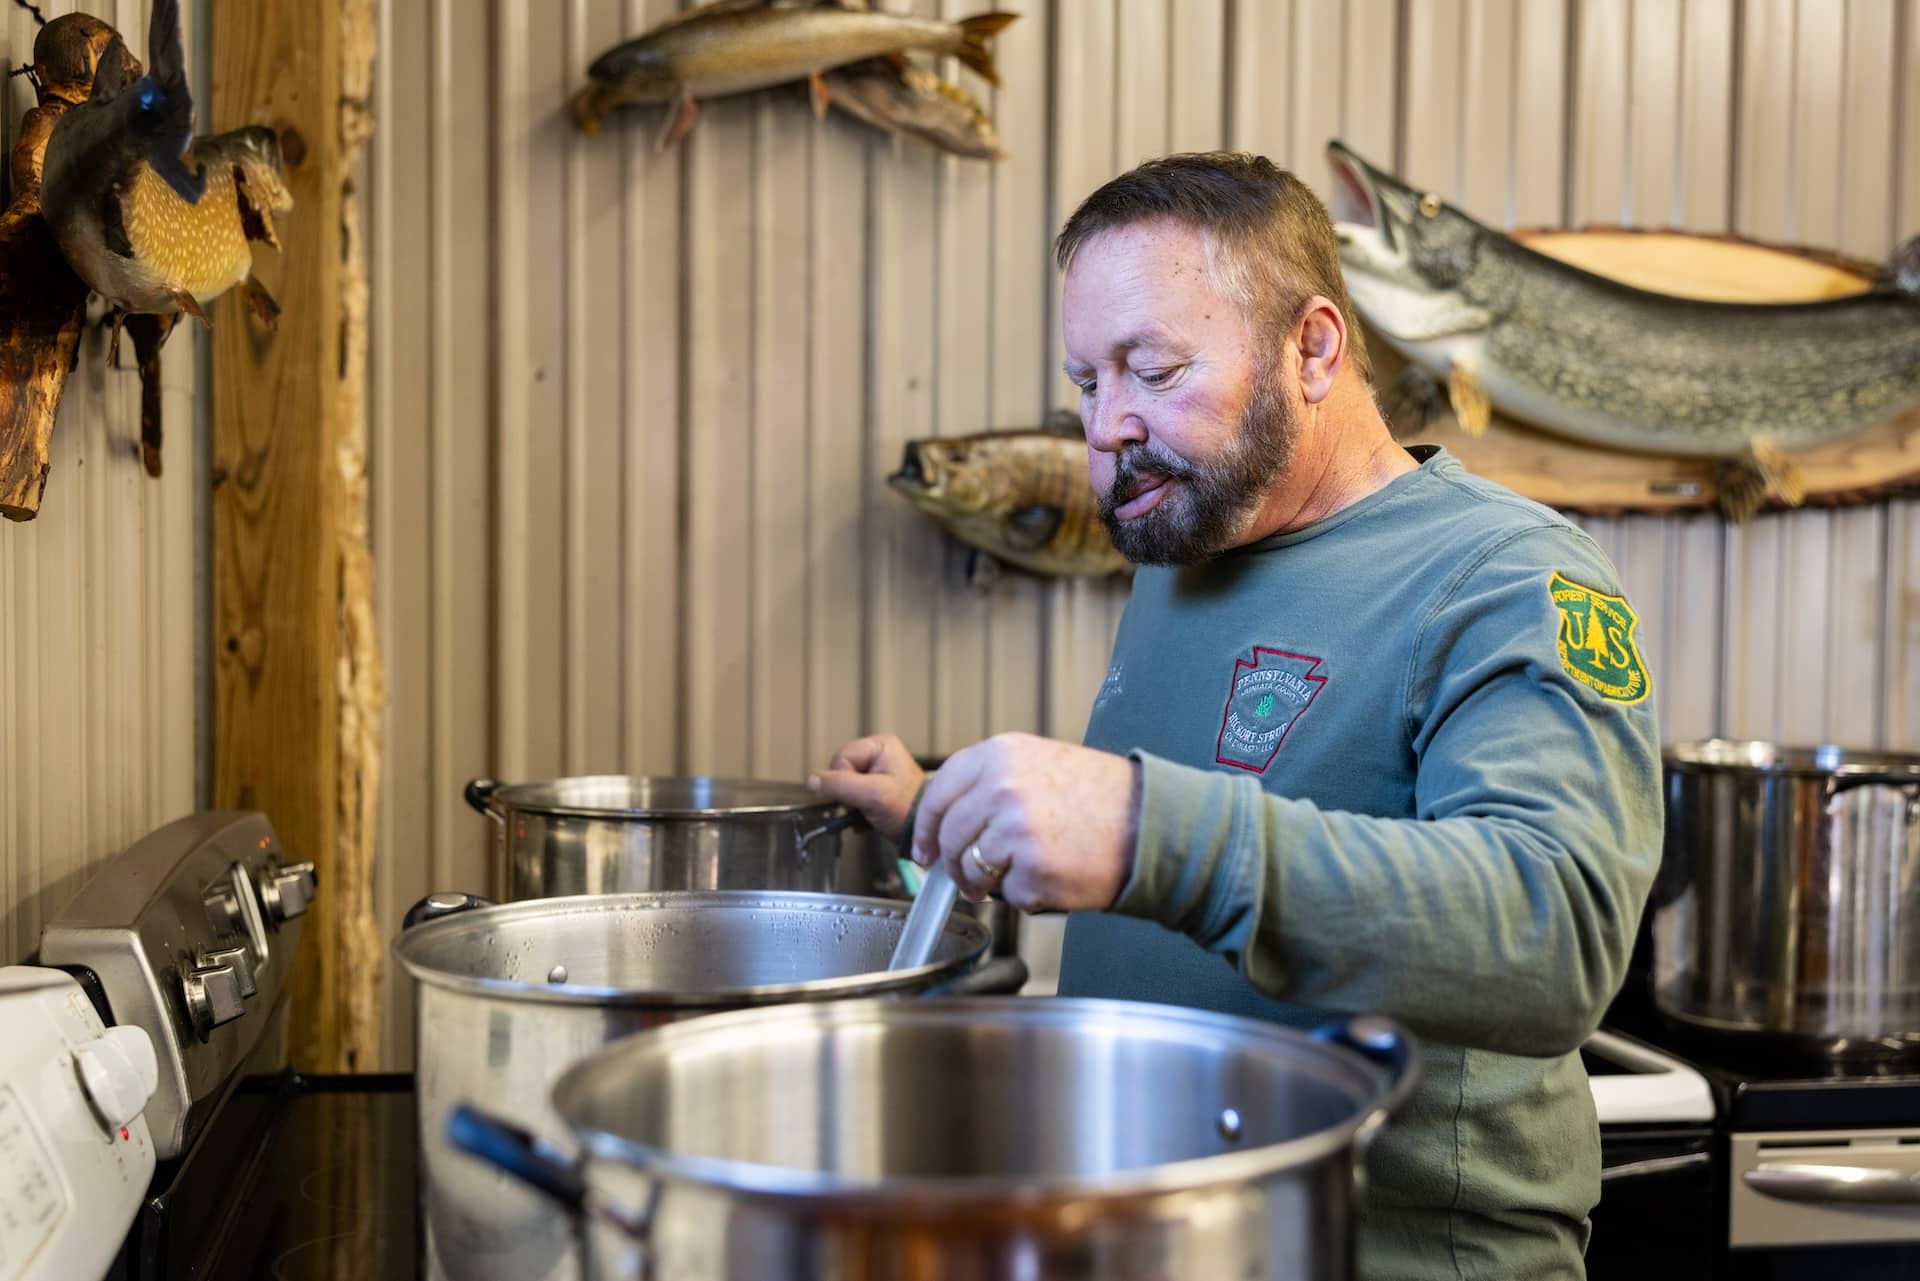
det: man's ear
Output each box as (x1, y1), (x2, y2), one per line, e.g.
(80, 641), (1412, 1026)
(1294, 296), (1346, 405)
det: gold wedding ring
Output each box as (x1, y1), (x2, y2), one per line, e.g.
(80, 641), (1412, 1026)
(967, 843), (1008, 880)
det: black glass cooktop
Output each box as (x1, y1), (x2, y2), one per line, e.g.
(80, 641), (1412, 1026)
(117, 1073), (419, 1281)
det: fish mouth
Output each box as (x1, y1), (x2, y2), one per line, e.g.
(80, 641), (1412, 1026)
(887, 441), (938, 497)
(1326, 140), (1411, 273)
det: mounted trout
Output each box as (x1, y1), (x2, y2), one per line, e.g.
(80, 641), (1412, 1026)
(888, 414), (1130, 583)
(571, 1), (1016, 149)
(1327, 139), (1920, 520)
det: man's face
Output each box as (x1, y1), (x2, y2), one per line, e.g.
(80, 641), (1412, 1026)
(1061, 220), (1297, 566)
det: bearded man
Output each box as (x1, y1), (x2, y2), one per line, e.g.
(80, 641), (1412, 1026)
(810, 151), (1662, 1280)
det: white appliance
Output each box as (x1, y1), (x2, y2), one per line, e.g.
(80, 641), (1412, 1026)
(0, 966), (159, 1281)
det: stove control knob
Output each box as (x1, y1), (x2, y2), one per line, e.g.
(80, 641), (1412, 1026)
(197, 943), (258, 998)
(181, 964), (245, 1040)
(261, 861), (317, 925)
(203, 883), (245, 936)
(73, 1025), (159, 1131)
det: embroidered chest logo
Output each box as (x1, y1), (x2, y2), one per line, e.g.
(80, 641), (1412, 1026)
(1092, 661), (1125, 715)
(1550, 572), (1650, 705)
(1215, 647), (1327, 773)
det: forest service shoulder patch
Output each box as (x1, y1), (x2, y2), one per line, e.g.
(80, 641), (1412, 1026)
(1549, 572), (1650, 705)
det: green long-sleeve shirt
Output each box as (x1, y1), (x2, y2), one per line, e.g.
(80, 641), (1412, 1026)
(1056, 446), (1663, 1280)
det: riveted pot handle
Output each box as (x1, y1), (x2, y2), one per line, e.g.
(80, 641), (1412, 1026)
(465, 778), (504, 816)
(447, 1103), (586, 1212)
(793, 810), (862, 862)
(1314, 1016), (1422, 1139)
(402, 891), (496, 929)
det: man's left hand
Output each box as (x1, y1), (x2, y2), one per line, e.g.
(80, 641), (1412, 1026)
(910, 733), (1139, 911)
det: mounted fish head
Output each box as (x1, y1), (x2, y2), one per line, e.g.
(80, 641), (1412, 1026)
(889, 435), (995, 517)
(585, 38), (684, 108)
(1325, 139), (1495, 347)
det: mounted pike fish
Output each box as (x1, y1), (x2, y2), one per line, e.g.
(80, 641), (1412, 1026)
(889, 415), (1130, 582)
(571, 2), (1016, 149)
(1326, 139), (1920, 519)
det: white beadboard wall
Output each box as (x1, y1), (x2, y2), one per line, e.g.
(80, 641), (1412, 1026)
(367, 0), (1920, 1063)
(0, 0), (204, 965)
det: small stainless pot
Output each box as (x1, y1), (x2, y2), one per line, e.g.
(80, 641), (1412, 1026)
(452, 1000), (1419, 1281)
(394, 889), (1023, 1281)
(466, 775), (890, 900)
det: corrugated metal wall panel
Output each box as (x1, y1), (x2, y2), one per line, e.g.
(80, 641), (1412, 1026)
(0, 1), (202, 964)
(365, 0), (1920, 1065)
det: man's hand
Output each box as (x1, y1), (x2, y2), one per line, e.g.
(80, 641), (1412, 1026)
(910, 733), (1139, 911)
(808, 734), (926, 844)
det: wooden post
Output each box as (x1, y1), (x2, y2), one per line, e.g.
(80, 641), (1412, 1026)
(211, 0), (383, 1072)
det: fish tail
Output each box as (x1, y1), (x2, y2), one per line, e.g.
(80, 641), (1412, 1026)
(1876, 232), (1920, 296)
(953, 13), (1018, 87)
(1715, 441), (1804, 522)
(136, 0), (206, 203)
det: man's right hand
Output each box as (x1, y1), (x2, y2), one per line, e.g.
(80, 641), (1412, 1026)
(808, 734), (926, 845)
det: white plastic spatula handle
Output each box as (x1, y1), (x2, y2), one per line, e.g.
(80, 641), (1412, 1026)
(887, 858), (959, 971)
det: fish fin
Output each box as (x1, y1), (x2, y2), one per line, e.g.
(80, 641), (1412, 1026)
(1874, 232), (1920, 296)
(570, 85), (606, 135)
(243, 276), (281, 331)
(965, 548), (1001, 593)
(101, 183), (134, 258)
(136, 0), (208, 205)
(954, 13), (1019, 87)
(809, 71), (830, 120)
(1713, 442), (1805, 522)
(655, 88), (698, 151)
(1446, 358), (1491, 437)
(1378, 365), (1447, 437)
(1004, 503), (1064, 553)
(170, 287), (210, 328)
(107, 309), (125, 369)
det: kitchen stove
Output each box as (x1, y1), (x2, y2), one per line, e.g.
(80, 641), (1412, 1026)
(1599, 962), (1920, 1280)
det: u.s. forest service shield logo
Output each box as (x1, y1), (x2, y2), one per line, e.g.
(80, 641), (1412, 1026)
(1215, 648), (1327, 773)
(1550, 572), (1650, 705)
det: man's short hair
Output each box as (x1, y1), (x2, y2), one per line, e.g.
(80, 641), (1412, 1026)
(1054, 151), (1373, 385)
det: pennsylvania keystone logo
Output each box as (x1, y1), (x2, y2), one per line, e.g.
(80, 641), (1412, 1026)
(1550, 572), (1650, 705)
(1215, 647), (1327, 773)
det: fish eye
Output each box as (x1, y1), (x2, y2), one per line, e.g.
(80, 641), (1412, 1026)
(1419, 193), (1443, 218)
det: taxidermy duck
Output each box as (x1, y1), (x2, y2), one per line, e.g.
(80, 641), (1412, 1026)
(39, 0), (292, 364)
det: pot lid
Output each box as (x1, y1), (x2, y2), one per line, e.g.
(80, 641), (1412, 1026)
(476, 775), (844, 820)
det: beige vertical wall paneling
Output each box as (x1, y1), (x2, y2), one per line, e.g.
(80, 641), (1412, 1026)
(982, 0), (1048, 739)
(565, 0), (634, 775)
(356, 0), (1920, 1061)
(622, 0), (690, 777)
(0, 1), (199, 965)
(928, 0), (995, 756)
(749, 84), (817, 780)
(868, 0), (941, 760)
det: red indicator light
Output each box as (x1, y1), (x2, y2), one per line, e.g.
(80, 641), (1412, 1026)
(120, 1127), (129, 1141)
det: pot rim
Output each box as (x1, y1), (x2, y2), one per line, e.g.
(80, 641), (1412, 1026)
(477, 774), (848, 821)
(391, 890), (990, 1007)
(1664, 739), (1920, 780)
(552, 997), (1417, 1205)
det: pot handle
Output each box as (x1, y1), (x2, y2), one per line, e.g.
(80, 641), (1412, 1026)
(447, 1103), (587, 1212)
(465, 778), (504, 817)
(1312, 1015), (1422, 1173)
(793, 810), (862, 862)
(402, 891), (496, 929)
(921, 955), (1030, 997)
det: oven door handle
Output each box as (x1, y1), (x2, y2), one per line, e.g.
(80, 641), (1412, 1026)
(1744, 1162), (1920, 1205)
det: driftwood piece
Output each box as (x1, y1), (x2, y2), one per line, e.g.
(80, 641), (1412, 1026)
(1383, 227), (1920, 516)
(0, 15), (132, 521)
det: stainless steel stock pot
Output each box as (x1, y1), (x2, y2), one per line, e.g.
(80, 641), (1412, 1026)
(451, 999), (1419, 1281)
(394, 888), (1020, 1281)
(1656, 739), (1920, 1058)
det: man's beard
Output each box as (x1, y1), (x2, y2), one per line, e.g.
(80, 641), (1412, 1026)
(1097, 369), (1295, 567)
